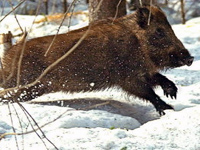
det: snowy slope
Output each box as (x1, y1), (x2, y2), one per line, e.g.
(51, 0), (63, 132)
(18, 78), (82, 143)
(0, 15), (200, 150)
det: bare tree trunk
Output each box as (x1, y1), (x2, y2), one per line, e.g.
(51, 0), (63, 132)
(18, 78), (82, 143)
(44, 0), (48, 15)
(63, 0), (68, 13)
(88, 0), (126, 23)
(180, 0), (186, 24)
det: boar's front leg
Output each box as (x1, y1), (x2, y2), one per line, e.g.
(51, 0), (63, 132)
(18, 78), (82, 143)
(121, 77), (173, 115)
(149, 73), (178, 99)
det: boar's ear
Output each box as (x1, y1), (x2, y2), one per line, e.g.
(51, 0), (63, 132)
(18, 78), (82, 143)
(136, 7), (151, 29)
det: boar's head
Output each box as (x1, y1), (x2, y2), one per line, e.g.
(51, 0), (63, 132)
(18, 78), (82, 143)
(135, 6), (194, 69)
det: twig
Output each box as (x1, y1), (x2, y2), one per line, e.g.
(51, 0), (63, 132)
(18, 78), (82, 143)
(0, 0), (105, 97)
(11, 102), (25, 150)
(67, 2), (76, 32)
(0, 101), (110, 139)
(139, 0), (143, 7)
(0, 108), (72, 139)
(33, 24), (91, 86)
(16, 0), (42, 87)
(0, 1), (105, 148)
(81, 101), (110, 110)
(0, 132), (17, 140)
(8, 0), (24, 33)
(28, 0), (43, 33)
(17, 102), (58, 150)
(29, 0), (103, 84)
(44, 0), (78, 57)
(147, 0), (152, 26)
(0, 0), (25, 23)
(112, 0), (123, 24)
(7, 103), (20, 150)
(16, 34), (27, 87)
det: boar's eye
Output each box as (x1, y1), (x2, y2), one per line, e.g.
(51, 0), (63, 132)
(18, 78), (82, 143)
(155, 28), (165, 38)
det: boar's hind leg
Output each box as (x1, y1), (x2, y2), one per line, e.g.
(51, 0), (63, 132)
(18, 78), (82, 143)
(150, 73), (178, 99)
(122, 79), (173, 115)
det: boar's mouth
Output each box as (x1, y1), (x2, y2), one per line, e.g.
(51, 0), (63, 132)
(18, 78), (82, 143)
(169, 50), (194, 67)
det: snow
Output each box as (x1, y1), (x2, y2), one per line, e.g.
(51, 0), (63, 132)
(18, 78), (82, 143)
(1, 11), (200, 150)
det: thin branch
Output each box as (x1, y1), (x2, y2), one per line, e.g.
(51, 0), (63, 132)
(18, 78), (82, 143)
(19, 104), (50, 150)
(112, 0), (123, 24)
(0, 0), (105, 149)
(16, 35), (27, 87)
(81, 101), (110, 110)
(44, 0), (78, 57)
(67, 3), (76, 32)
(11, 102), (25, 150)
(28, 0), (42, 33)
(7, 103), (20, 150)
(0, 0), (25, 23)
(8, 0), (24, 33)
(147, 0), (152, 26)
(0, 107), (72, 139)
(32, 25), (91, 86)
(139, 0), (143, 7)
(17, 102), (58, 150)
(45, 0), (104, 56)
(16, 0), (42, 87)
(0, 0), (105, 98)
(0, 101), (110, 139)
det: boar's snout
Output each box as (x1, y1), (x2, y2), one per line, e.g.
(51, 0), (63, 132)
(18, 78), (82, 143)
(169, 49), (194, 67)
(184, 56), (194, 66)
(178, 49), (194, 66)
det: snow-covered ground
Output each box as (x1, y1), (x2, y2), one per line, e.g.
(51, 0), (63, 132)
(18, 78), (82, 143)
(0, 12), (200, 150)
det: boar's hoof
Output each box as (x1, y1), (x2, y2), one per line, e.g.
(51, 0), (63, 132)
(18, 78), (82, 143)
(162, 81), (178, 99)
(155, 101), (174, 116)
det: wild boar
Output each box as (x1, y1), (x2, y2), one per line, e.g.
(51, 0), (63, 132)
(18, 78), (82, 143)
(0, 5), (194, 115)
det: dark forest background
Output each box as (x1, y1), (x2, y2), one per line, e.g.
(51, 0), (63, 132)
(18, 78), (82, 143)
(1, 0), (200, 25)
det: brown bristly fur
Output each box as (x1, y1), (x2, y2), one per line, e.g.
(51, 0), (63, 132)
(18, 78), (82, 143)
(0, 6), (193, 115)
